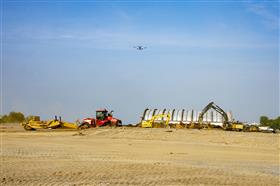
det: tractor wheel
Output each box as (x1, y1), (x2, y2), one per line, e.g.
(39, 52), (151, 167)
(111, 121), (118, 128)
(111, 120), (121, 128)
(79, 123), (91, 130)
(118, 120), (122, 127)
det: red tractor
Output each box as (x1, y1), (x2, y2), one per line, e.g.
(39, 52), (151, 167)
(79, 109), (122, 129)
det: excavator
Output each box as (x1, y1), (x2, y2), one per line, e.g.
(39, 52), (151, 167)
(198, 102), (246, 131)
(141, 113), (171, 128)
(198, 102), (232, 130)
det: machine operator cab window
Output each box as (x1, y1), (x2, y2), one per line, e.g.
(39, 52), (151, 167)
(96, 109), (108, 120)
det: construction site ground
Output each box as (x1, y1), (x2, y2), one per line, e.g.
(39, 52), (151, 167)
(1, 123), (279, 186)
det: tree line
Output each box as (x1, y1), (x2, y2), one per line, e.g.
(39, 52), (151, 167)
(0, 112), (25, 123)
(260, 116), (280, 130)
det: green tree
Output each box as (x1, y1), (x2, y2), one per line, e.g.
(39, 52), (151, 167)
(0, 115), (9, 123)
(8, 112), (25, 122)
(260, 116), (280, 130)
(0, 112), (25, 123)
(260, 116), (269, 125)
(270, 117), (280, 130)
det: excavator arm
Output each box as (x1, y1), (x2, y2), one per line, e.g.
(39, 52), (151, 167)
(198, 102), (229, 128)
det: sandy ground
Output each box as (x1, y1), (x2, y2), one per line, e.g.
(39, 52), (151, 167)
(0, 123), (279, 186)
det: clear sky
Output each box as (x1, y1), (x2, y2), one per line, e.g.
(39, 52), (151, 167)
(2, 1), (279, 124)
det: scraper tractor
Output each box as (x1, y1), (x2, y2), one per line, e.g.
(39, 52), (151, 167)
(22, 116), (79, 130)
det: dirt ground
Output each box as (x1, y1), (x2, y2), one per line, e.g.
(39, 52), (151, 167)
(1, 123), (279, 186)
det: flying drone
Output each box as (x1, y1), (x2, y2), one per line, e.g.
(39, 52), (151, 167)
(133, 46), (147, 50)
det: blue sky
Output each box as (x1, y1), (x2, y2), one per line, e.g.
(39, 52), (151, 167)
(2, 1), (279, 123)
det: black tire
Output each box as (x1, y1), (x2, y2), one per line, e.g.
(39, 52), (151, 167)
(23, 124), (35, 131)
(118, 120), (122, 127)
(79, 123), (91, 130)
(111, 121), (118, 128)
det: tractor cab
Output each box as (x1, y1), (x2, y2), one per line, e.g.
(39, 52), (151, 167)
(96, 109), (114, 120)
(96, 109), (108, 121)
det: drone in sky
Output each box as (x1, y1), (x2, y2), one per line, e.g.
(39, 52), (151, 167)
(133, 46), (147, 50)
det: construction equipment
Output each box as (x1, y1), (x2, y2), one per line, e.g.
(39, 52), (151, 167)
(241, 124), (258, 132)
(141, 103), (233, 129)
(21, 116), (43, 130)
(141, 113), (171, 128)
(22, 116), (79, 130)
(244, 125), (259, 132)
(231, 122), (244, 131)
(198, 102), (231, 129)
(79, 109), (122, 129)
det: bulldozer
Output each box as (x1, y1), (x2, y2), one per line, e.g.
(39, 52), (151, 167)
(141, 113), (171, 128)
(79, 109), (122, 129)
(231, 121), (244, 131)
(21, 116), (79, 130)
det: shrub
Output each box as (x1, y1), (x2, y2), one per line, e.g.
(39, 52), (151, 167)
(260, 116), (280, 130)
(0, 112), (25, 123)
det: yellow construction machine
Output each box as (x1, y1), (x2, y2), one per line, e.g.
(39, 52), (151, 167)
(231, 122), (244, 131)
(198, 102), (231, 129)
(243, 125), (259, 132)
(141, 113), (171, 128)
(21, 116), (79, 130)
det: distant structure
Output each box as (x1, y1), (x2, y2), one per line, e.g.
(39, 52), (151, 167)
(142, 108), (232, 126)
(133, 46), (147, 50)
